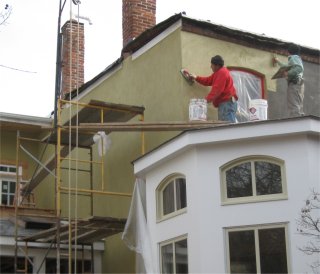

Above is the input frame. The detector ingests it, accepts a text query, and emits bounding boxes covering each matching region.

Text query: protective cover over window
[230,70,263,122]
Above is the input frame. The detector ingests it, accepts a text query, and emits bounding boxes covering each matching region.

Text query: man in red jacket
[189,55,238,123]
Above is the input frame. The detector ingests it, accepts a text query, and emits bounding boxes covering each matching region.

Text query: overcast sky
[1,0,319,117]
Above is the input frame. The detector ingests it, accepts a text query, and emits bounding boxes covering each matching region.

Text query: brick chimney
[122,0,156,47]
[61,20,85,98]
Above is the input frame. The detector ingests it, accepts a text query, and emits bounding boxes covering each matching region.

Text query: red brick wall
[61,20,85,98]
[122,0,156,47]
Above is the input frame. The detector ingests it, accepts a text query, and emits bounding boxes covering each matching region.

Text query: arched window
[220,156,287,204]
[229,67,266,122]
[157,174,187,221]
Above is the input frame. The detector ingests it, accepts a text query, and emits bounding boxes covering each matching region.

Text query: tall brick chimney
[61,20,85,98]
[122,0,156,47]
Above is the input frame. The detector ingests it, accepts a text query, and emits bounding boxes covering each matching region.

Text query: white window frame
[0,164,23,206]
[220,155,287,205]
[0,179,16,206]
[159,235,188,274]
[225,223,290,274]
[0,164,21,176]
[156,174,187,222]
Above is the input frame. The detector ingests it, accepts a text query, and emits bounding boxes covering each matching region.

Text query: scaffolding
[13,99,145,273]
[11,97,226,273]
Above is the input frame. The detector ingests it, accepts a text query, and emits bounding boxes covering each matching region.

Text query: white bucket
[249,99,268,121]
[189,99,207,121]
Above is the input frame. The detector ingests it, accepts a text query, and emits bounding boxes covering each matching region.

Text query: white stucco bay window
[159,236,188,274]
[156,174,187,221]
[225,224,289,273]
[220,156,287,204]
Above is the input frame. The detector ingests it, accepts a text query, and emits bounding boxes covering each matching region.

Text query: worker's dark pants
[287,80,304,117]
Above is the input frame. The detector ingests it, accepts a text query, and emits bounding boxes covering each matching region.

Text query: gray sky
[1,0,319,117]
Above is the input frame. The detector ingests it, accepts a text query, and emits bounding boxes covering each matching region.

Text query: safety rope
[67,1,73,272]
[74,3,81,271]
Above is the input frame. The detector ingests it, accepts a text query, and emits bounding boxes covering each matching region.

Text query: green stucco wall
[0,130,42,182]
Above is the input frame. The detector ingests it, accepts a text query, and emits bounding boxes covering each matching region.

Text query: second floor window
[220,156,287,204]
[1,180,16,206]
[229,68,266,122]
[157,175,187,220]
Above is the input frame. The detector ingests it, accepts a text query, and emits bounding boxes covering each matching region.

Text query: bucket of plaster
[189,99,207,121]
[249,99,268,121]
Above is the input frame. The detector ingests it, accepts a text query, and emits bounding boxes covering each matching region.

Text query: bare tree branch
[0,3,12,26]
[297,189,320,272]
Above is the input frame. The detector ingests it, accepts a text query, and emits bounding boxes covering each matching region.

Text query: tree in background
[297,189,320,273]
[0,3,12,26]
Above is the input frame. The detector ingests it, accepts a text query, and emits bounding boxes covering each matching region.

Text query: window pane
[259,228,288,273]
[9,195,15,205]
[161,243,173,274]
[226,162,253,198]
[9,167,16,173]
[2,181,8,193]
[175,239,188,273]
[175,178,187,210]
[229,230,257,273]
[163,182,175,215]
[0,256,33,273]
[1,194,8,205]
[9,182,16,193]
[0,166,8,172]
[255,162,282,195]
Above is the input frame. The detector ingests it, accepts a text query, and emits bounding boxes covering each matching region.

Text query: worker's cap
[211,55,224,66]
[288,43,300,55]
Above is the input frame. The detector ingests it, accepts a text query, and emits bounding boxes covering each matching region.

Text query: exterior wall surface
[0,130,41,181]
[136,118,319,273]
[268,61,320,119]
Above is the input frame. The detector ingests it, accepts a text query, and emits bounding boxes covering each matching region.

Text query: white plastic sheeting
[92,131,111,156]
[122,178,159,274]
[230,70,263,122]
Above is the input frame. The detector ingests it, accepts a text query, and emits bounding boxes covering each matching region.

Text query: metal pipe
[59,186,132,197]
[140,114,145,155]
[54,0,66,130]
[19,145,56,177]
[61,157,102,165]
[14,130,20,273]
[18,137,45,143]
[90,147,93,215]
[56,99,62,274]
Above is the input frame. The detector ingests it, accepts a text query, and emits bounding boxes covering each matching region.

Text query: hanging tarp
[122,178,159,274]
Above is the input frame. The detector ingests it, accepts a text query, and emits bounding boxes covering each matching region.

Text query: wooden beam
[69,121,227,132]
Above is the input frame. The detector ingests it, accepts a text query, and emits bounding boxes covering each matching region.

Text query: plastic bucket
[189,99,207,121]
[249,99,268,121]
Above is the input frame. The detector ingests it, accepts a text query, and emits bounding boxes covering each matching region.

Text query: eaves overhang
[0,112,52,132]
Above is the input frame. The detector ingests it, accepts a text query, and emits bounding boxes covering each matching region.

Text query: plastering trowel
[180,69,194,85]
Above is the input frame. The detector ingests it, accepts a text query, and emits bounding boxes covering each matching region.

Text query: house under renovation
[0,0,319,273]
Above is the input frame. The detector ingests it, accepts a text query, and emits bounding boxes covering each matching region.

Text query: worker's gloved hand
[189,73,196,80]
[183,70,196,80]
[181,69,196,84]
